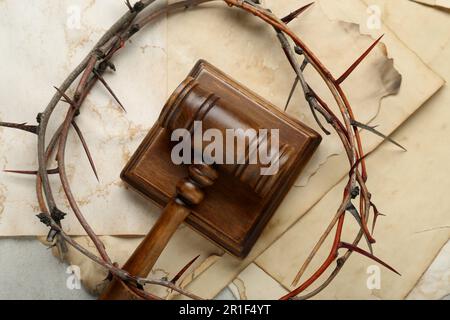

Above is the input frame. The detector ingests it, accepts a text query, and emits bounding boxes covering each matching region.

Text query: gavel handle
[123,200,190,277]
[99,200,190,300]
[99,163,218,300]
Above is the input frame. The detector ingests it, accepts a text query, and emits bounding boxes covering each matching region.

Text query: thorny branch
[0,0,403,299]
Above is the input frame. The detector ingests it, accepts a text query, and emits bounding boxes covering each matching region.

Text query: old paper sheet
[166,0,402,189]
[0,1,224,296]
[411,0,450,9]
[56,0,409,295]
[228,264,288,300]
[171,0,444,299]
[65,0,442,296]
[240,0,450,300]
[0,0,169,235]
[0,0,444,298]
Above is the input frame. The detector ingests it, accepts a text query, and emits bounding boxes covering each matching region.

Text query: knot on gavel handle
[176,163,218,206]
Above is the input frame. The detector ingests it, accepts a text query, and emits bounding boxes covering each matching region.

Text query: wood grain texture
[102,59,321,299]
[122,60,321,258]
[100,163,218,300]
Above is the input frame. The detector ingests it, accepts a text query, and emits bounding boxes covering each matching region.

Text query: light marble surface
[0,238,93,300]
[164,0,444,299]
[407,241,450,300]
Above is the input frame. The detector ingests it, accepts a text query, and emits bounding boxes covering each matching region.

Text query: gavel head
[122,60,321,257]
[159,76,295,198]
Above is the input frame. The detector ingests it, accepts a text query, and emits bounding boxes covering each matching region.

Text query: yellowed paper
[0,0,169,236]
[176,0,444,299]
[410,0,450,9]
[252,0,450,299]
[167,0,404,190]
[227,264,288,300]
[59,0,442,297]
[0,0,444,299]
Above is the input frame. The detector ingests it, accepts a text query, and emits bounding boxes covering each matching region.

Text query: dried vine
[1,0,402,299]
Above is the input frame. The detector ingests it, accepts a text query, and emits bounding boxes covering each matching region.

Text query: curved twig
[0,0,398,300]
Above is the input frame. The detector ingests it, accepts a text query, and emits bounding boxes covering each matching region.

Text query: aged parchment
[0,0,169,235]
[410,0,450,9]
[233,0,450,300]
[0,1,224,297]
[0,0,444,298]
[170,0,444,299]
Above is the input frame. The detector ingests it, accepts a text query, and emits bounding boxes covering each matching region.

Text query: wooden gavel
[100,61,321,299]
[99,162,218,300]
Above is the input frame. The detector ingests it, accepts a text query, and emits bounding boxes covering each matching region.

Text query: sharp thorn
[336,35,384,84]
[345,202,375,253]
[370,202,385,235]
[339,242,401,276]
[53,86,76,107]
[284,76,299,111]
[170,255,200,285]
[0,121,39,135]
[4,168,59,175]
[93,70,127,113]
[281,2,314,24]
[125,0,133,11]
[349,153,369,178]
[351,119,407,151]
[371,202,378,234]
[71,121,99,182]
